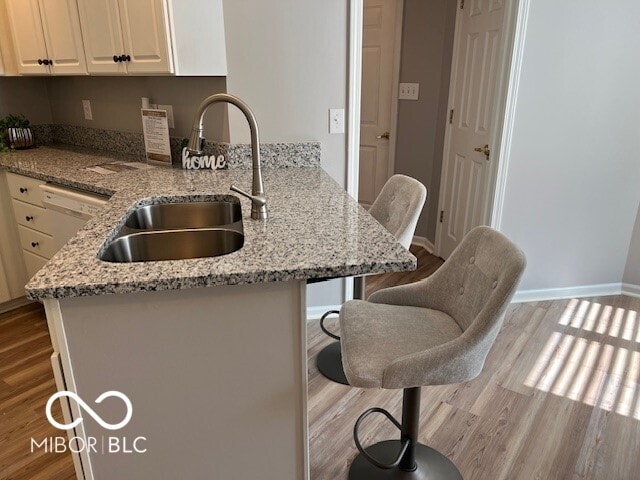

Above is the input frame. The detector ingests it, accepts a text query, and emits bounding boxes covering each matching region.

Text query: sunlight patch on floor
[525,299,640,419]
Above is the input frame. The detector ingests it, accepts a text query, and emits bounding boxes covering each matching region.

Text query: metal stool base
[316,341,349,385]
[349,441,463,480]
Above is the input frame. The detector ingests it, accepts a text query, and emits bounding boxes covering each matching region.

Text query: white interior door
[437,0,506,258]
[358,0,398,207]
[77,0,127,74]
[117,0,173,74]
[38,0,87,75]
[4,0,50,75]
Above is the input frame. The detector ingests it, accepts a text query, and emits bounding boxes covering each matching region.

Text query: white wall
[222,0,349,308]
[624,204,640,287]
[498,0,640,295]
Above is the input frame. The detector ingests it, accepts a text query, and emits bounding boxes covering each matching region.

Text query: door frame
[347,0,531,264]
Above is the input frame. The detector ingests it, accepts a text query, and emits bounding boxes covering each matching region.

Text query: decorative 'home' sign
[182,148,227,170]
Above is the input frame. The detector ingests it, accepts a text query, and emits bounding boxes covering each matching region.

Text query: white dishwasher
[40,184,109,250]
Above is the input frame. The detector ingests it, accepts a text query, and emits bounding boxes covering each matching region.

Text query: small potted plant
[0,114,34,151]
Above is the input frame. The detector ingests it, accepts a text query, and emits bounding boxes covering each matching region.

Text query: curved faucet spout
[187,93,267,220]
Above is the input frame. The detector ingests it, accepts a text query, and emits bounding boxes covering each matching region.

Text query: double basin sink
[100,199,244,263]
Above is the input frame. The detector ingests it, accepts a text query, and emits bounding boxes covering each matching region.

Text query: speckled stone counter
[0,145,415,300]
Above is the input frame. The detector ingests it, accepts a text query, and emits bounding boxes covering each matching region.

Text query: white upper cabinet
[5,0,86,75]
[5,0,49,75]
[77,0,226,76]
[79,0,173,74]
[118,0,173,74]
[76,0,126,73]
[38,0,88,75]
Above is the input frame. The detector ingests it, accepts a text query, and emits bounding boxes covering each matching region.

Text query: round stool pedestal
[349,441,462,480]
[316,341,349,385]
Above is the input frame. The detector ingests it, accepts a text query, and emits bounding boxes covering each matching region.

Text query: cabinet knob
[25,216,34,222]
[31,242,39,248]
[19,187,28,193]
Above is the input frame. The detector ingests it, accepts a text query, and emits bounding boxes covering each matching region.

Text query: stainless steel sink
[100,229,244,263]
[100,198,245,263]
[124,200,241,230]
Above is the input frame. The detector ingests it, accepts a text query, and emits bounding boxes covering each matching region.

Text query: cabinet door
[38,0,87,75]
[4,0,50,75]
[0,255,10,304]
[118,0,173,74]
[77,0,126,74]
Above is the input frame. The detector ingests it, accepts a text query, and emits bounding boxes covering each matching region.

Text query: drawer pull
[31,242,39,248]
[25,215,34,222]
[19,187,28,194]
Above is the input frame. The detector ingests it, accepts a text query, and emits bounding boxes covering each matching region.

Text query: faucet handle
[230,185,267,206]
[230,185,268,220]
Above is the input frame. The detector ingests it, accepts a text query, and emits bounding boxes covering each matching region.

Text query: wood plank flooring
[2,247,639,479]
[0,303,75,480]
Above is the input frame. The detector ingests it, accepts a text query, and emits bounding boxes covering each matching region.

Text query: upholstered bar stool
[317,174,427,384]
[339,226,526,479]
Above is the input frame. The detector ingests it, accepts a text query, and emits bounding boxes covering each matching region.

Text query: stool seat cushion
[340,300,463,388]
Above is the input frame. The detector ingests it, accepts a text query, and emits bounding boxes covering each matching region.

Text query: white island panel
[51,280,308,480]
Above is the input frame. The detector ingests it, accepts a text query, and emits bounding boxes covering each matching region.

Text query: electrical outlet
[158,104,175,128]
[329,109,345,134]
[399,83,420,100]
[82,99,93,120]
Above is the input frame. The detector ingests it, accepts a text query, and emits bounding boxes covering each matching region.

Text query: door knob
[474,144,490,160]
[377,131,391,140]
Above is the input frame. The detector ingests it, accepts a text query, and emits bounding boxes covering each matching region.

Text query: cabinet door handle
[31,242,39,248]
[113,55,120,63]
[19,187,28,193]
[25,216,34,222]
[38,59,43,65]
[123,54,131,62]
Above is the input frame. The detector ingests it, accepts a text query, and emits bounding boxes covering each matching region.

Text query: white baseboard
[512,283,623,303]
[622,283,640,299]
[306,305,342,321]
[412,235,434,254]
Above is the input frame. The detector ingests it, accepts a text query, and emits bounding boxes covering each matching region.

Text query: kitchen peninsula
[0,145,415,480]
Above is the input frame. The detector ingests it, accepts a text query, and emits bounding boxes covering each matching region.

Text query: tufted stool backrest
[368,175,427,250]
[424,226,526,332]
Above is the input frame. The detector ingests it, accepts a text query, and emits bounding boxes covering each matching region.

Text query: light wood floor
[2,247,640,479]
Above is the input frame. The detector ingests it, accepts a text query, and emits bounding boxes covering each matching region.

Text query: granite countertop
[0,145,416,301]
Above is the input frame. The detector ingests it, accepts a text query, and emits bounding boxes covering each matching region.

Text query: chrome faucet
[187,93,268,220]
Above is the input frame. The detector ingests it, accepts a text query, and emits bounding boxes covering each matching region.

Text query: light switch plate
[329,109,345,134]
[158,104,175,128]
[82,99,93,120]
[399,83,420,100]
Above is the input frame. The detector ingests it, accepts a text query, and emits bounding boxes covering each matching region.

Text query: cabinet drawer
[6,172,45,206]
[12,200,52,234]
[23,250,48,279]
[18,225,55,259]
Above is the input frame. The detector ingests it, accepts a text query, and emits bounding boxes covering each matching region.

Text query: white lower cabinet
[4,172,53,286]
[0,256,11,303]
